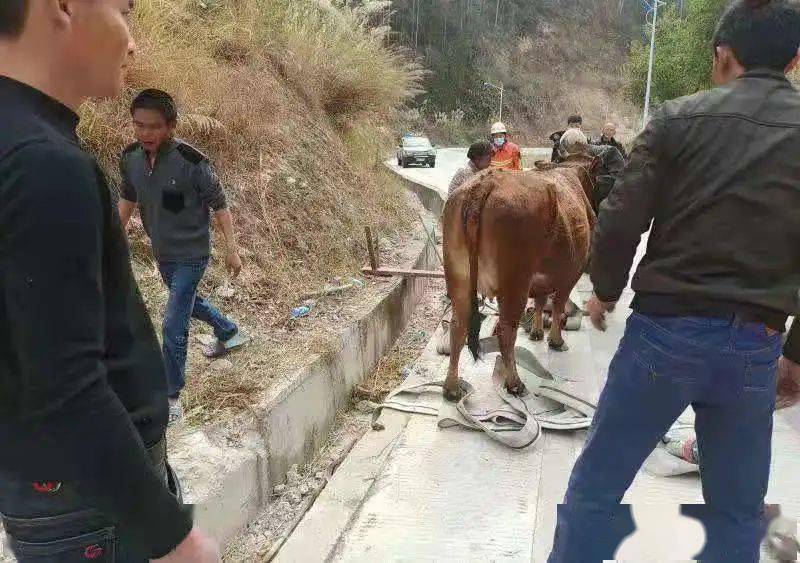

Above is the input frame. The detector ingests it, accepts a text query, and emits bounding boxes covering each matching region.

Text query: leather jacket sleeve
[591,112,665,302]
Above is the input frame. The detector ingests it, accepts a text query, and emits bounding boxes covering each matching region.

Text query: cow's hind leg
[443,284,470,402]
[497,293,528,396]
[530,293,547,342]
[548,290,570,352]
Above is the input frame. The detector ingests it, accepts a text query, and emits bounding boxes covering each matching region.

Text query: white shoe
[168,398,183,425]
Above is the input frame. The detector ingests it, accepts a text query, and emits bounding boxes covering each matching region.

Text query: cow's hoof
[506,381,528,397]
[443,384,465,402]
[548,339,569,352]
[530,328,545,341]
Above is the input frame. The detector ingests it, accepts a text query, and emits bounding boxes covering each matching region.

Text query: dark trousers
[158,258,237,398]
[548,312,781,563]
[0,437,181,562]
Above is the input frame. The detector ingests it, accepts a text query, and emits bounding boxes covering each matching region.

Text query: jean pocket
[10,527,115,562]
[744,358,778,392]
[632,331,707,385]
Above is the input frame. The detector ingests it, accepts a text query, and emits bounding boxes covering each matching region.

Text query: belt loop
[728,316,739,350]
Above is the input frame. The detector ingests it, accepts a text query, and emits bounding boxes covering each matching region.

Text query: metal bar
[365,226,378,271]
[416,211,444,268]
[362,267,446,279]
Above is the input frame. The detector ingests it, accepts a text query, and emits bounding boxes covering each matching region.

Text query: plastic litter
[291,306,311,319]
[663,435,699,464]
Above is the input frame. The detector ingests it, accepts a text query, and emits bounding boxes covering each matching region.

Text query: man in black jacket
[549,2,800,562]
[0,1,218,561]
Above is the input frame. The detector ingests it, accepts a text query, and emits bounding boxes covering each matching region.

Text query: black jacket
[587,144,625,212]
[0,76,192,557]
[593,135,627,159]
[591,70,800,361]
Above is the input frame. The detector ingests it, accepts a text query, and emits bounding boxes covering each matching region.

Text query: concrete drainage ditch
[167,177,445,549]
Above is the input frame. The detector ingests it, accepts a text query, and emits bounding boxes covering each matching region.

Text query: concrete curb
[394,173,444,217]
[168,177,447,548]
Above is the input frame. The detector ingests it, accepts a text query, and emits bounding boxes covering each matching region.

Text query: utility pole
[495,0,501,27]
[642,0,661,129]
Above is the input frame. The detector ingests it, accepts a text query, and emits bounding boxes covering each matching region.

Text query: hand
[587,293,616,332]
[225,249,243,278]
[776,356,800,410]
[152,526,220,563]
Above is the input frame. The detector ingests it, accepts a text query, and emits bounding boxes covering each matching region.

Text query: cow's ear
[534,161,557,171]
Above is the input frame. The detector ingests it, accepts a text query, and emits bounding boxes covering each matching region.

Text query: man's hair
[130,89,178,124]
[467,140,493,161]
[713,0,800,71]
[560,128,589,155]
[567,114,583,125]
[0,0,28,38]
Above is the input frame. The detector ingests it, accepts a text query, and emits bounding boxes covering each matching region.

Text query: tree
[625,0,727,107]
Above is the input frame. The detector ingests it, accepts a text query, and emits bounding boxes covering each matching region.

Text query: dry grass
[76,0,422,420]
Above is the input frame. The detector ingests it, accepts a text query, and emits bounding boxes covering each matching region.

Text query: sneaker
[168,398,183,425]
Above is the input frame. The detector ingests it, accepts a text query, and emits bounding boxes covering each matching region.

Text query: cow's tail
[463,179,497,360]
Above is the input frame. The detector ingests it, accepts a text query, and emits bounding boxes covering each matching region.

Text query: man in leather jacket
[549,2,800,562]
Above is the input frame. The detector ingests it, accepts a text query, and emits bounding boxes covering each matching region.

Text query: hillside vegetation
[75,0,422,419]
[79,0,420,314]
[391,0,641,143]
[625,0,726,106]
[625,0,800,110]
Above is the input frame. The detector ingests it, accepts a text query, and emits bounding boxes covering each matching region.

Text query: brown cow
[441,154,598,401]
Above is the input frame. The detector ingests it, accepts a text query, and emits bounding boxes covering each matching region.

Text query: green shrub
[625,0,728,106]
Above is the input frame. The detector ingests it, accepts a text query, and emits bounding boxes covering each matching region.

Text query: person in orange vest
[489,122,522,170]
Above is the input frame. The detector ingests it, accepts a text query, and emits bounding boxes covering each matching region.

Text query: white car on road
[396,135,437,168]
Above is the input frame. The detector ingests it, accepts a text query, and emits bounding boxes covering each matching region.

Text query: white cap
[560,128,589,155]
[490,122,507,135]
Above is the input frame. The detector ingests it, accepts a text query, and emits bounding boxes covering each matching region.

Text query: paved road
[278,157,800,562]
[386,147,552,200]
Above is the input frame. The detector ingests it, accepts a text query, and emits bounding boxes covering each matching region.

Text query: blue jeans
[548,312,781,563]
[158,259,237,398]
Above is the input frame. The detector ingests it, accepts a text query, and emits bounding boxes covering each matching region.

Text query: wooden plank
[361,266,445,279]
[365,226,378,271]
